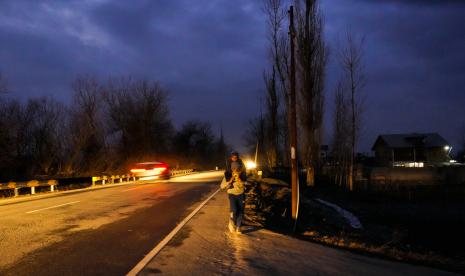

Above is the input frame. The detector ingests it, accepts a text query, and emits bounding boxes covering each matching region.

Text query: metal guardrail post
[48,180,58,192]
[28,180,39,195]
[7,182,17,197]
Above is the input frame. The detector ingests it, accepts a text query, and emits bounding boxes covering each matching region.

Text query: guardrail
[92,174,136,186]
[0,179,58,196]
[170,169,195,177]
[0,169,197,199]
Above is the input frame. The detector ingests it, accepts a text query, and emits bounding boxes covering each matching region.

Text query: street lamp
[245,160,257,170]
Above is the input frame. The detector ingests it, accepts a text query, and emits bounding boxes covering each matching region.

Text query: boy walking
[221,151,247,234]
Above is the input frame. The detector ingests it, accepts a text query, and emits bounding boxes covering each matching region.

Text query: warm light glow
[153,167,167,174]
[409,162,424,168]
[444,145,451,151]
[168,171,224,183]
[139,176,160,181]
[394,162,424,168]
[245,160,257,170]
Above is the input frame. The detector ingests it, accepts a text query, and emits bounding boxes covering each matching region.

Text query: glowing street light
[245,160,257,170]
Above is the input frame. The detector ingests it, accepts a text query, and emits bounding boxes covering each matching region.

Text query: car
[130,161,171,179]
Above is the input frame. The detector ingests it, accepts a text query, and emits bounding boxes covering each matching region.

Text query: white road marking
[122,186,148,192]
[126,187,221,276]
[25,201,81,214]
[122,180,170,192]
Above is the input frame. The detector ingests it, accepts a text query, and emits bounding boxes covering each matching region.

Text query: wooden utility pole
[288,6,298,220]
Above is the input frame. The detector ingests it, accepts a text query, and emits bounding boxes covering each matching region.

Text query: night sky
[1,0,464,154]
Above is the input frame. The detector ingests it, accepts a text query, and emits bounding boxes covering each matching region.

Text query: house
[372,133,451,167]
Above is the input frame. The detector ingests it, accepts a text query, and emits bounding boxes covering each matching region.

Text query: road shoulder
[140,190,457,276]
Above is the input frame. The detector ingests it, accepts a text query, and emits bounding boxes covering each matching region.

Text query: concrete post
[31,186,35,195]
[14,188,19,197]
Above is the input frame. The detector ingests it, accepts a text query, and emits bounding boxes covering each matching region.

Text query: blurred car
[130,162,171,179]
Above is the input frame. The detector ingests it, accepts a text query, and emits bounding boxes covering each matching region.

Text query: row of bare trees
[247,0,326,185]
[247,0,366,190]
[331,34,365,190]
[0,75,228,180]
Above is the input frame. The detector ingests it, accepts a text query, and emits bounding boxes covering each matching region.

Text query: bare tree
[339,32,365,190]
[173,120,217,169]
[331,81,351,188]
[243,114,266,166]
[0,97,65,178]
[0,99,23,178]
[295,0,327,186]
[263,68,279,168]
[102,77,173,161]
[264,0,290,166]
[64,75,106,175]
[264,0,289,105]
[27,98,66,176]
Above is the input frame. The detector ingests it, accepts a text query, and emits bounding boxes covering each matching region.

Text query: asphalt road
[0,171,223,276]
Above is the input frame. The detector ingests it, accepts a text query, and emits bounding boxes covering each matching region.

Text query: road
[0,171,223,276]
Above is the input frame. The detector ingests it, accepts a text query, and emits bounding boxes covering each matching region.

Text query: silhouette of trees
[0,97,65,178]
[0,74,226,179]
[173,120,226,169]
[257,0,327,180]
[338,32,365,191]
[102,77,173,160]
[64,75,106,175]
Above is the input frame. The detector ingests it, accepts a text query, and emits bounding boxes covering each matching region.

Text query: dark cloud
[0,0,464,154]
[359,0,465,5]
[0,0,267,152]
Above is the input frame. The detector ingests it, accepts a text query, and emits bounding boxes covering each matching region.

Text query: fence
[350,165,465,200]
[365,166,465,190]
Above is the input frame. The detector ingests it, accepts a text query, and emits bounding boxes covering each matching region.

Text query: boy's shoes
[228,220,235,233]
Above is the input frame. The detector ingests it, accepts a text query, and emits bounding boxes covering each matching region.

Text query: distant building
[371,133,451,167]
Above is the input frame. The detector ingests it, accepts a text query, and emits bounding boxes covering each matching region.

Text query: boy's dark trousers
[228,193,245,227]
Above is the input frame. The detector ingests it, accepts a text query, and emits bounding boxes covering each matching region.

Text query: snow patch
[315,199,363,229]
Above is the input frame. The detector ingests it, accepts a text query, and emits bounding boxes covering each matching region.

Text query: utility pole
[288,6,298,221]
[254,142,259,164]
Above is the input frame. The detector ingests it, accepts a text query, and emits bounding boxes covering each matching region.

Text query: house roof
[372,133,449,150]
